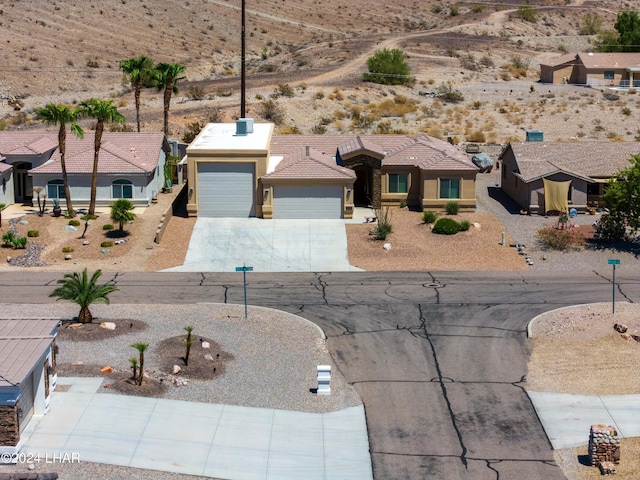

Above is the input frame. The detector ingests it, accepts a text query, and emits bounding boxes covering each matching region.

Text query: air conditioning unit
[235,118,254,135]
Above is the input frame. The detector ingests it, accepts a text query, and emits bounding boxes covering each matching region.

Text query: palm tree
[49,268,118,323]
[131,342,149,386]
[152,62,186,138]
[35,103,84,217]
[119,55,152,132]
[76,99,125,215]
[110,198,136,233]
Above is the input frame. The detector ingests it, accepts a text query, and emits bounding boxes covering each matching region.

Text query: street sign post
[235,265,253,318]
[608,259,620,314]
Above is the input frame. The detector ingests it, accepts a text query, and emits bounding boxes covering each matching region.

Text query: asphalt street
[1,270,639,479]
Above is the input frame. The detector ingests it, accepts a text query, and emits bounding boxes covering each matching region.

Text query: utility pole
[240,0,246,118]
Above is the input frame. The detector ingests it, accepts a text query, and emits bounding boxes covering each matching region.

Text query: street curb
[527,302,608,338]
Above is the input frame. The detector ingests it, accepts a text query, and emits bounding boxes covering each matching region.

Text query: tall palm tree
[49,268,118,323]
[35,104,84,217]
[153,62,186,138]
[131,342,149,386]
[76,99,125,215]
[119,55,152,132]
[110,198,136,232]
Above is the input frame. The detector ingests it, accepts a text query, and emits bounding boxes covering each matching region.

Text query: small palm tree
[131,342,149,386]
[183,326,194,366]
[152,62,186,138]
[110,199,136,232]
[35,103,84,217]
[119,55,152,132]
[128,357,139,381]
[76,99,125,215]
[49,268,118,323]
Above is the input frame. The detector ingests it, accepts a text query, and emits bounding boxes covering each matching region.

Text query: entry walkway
[22,377,372,480]
[167,218,363,273]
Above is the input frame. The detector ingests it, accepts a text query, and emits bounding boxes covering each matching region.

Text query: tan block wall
[0,405,20,447]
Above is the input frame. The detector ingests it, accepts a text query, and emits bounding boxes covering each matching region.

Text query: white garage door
[197,163,255,217]
[274,185,343,219]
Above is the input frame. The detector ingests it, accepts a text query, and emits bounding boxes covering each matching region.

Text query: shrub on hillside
[432,218,460,235]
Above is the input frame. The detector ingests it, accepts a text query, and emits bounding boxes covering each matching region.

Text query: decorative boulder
[471,153,494,173]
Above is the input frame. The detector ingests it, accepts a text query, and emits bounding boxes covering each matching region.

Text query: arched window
[47,179,65,199]
[112,179,133,199]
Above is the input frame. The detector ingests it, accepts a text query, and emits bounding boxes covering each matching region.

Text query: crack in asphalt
[417,303,468,468]
[315,273,329,305]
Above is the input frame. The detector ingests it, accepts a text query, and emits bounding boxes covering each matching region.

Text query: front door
[353,166,372,207]
[13,162,33,204]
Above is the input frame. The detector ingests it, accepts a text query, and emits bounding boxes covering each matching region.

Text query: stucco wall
[529,173,589,214]
[381,166,420,208]
[420,171,476,212]
[499,149,531,211]
[0,171,14,205]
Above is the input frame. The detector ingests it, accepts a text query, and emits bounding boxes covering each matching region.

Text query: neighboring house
[0,319,59,455]
[186,120,478,219]
[0,132,168,208]
[540,52,640,87]
[499,141,639,214]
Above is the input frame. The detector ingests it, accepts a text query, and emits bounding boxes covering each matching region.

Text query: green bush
[62,246,74,253]
[516,5,538,23]
[370,207,393,240]
[103,224,115,231]
[445,201,460,215]
[82,214,99,221]
[363,48,411,86]
[436,82,464,103]
[432,218,460,235]
[27,230,39,237]
[12,236,27,249]
[593,213,627,242]
[2,231,16,247]
[422,210,438,224]
[458,220,471,231]
[68,219,81,227]
[101,241,114,248]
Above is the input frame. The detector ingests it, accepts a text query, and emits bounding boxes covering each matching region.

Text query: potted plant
[52,199,62,217]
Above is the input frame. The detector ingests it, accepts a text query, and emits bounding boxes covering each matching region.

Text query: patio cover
[543,178,571,213]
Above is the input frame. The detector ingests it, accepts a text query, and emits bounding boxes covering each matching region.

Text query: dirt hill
[1,0,639,144]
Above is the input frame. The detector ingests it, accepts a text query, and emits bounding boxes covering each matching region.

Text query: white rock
[82,240,90,245]
[173,365,181,374]
[383,243,391,250]
[201,341,210,349]
[6,256,12,262]
[473,222,481,229]
[65,254,72,260]
[204,354,214,361]
[65,225,77,231]
[100,322,116,330]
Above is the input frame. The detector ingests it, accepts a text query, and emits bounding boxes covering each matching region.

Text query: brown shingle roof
[264,147,356,180]
[0,319,58,387]
[506,142,640,182]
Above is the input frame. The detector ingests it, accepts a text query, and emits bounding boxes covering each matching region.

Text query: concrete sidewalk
[21,377,373,480]
[527,391,640,450]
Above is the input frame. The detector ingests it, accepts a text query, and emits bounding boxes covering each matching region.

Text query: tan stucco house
[186,120,479,218]
[540,52,640,87]
[499,141,639,214]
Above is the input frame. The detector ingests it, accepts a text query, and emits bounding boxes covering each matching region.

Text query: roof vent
[235,118,254,136]
[305,146,310,156]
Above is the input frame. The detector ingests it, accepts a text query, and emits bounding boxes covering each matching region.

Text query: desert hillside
[2,0,640,143]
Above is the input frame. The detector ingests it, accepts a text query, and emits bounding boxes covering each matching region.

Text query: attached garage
[197,162,255,217]
[273,185,343,219]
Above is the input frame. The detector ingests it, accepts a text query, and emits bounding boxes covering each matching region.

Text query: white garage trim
[197,163,255,217]
[274,185,343,219]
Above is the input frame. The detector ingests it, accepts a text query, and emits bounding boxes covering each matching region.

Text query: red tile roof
[264,147,356,180]
[0,132,165,175]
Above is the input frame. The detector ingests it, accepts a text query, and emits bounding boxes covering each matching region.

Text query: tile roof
[0,319,58,387]
[578,52,640,69]
[0,162,11,173]
[263,147,356,180]
[540,53,579,68]
[505,142,640,182]
[0,132,165,175]
[270,134,475,171]
[337,136,385,160]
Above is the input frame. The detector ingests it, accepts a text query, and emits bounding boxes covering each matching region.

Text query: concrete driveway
[167,218,363,273]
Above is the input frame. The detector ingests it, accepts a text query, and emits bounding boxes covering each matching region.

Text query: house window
[388,173,408,193]
[604,71,615,80]
[439,179,460,199]
[112,179,133,199]
[47,179,65,199]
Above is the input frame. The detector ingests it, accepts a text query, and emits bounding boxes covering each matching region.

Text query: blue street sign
[607,259,620,265]
[235,266,254,272]
[236,265,253,318]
